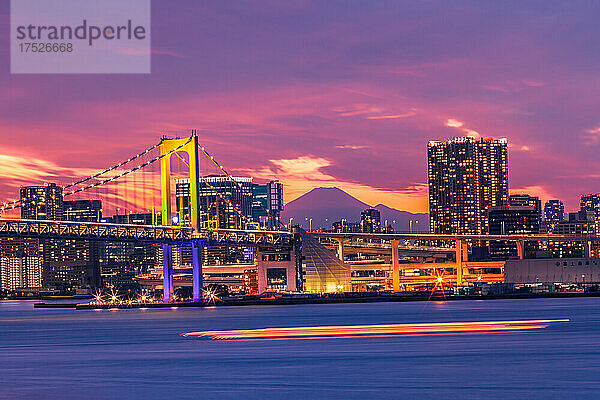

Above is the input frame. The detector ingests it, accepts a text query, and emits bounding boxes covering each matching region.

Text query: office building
[20,183,63,220]
[360,208,381,233]
[509,194,542,218]
[64,200,102,222]
[543,211,596,258]
[42,237,100,291]
[428,137,508,234]
[177,176,253,229]
[487,205,539,259]
[544,200,565,225]
[252,181,284,230]
[109,212,157,225]
[580,194,600,220]
[45,199,105,292]
[0,238,42,291]
[101,212,160,289]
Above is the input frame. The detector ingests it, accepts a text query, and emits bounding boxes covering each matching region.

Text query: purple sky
[2,1,600,213]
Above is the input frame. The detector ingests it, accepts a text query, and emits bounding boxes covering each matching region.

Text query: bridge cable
[1,141,163,213]
[197,143,286,229]
[172,151,254,229]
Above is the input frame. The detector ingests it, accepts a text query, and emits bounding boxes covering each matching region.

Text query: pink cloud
[365,111,416,119]
[510,185,558,206]
[336,145,369,150]
[445,118,481,139]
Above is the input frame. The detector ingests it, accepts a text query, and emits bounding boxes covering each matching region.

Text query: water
[1,298,599,399]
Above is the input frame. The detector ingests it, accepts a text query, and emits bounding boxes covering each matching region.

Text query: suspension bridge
[0,131,294,303]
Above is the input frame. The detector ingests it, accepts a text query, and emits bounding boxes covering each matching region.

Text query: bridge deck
[0,219,293,245]
[0,218,191,242]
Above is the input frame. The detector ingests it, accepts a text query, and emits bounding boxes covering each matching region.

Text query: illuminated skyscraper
[428,137,508,234]
[0,238,42,290]
[16,184,63,291]
[544,200,565,225]
[20,183,63,220]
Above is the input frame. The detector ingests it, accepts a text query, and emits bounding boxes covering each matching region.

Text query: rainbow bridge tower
[159,132,204,302]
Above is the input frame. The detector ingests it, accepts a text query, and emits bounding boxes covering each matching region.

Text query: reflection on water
[0,298,598,399]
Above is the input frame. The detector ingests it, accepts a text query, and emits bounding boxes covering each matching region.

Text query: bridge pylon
[160,132,200,232]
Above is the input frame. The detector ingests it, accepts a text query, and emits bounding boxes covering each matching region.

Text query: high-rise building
[18,184,63,291]
[101,212,160,290]
[20,183,63,220]
[177,175,253,229]
[0,238,42,291]
[544,200,565,225]
[41,237,100,292]
[580,194,600,220]
[64,200,102,222]
[360,208,381,233]
[428,137,508,234]
[487,205,539,259]
[252,181,284,230]
[45,199,105,292]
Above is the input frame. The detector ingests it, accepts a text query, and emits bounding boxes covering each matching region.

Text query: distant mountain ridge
[281,187,429,232]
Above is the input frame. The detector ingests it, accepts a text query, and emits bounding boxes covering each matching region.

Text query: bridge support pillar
[456,239,463,287]
[516,240,525,260]
[391,239,400,292]
[585,241,592,258]
[162,244,173,303]
[192,240,204,302]
[335,238,346,262]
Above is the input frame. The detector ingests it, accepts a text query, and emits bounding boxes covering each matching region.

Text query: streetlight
[289,217,293,227]
[309,218,313,231]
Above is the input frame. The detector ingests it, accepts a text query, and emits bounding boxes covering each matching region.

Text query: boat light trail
[181,319,569,340]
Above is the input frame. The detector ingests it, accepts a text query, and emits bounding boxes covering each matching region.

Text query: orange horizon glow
[181,319,569,340]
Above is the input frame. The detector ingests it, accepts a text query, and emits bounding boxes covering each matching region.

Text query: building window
[266,268,287,288]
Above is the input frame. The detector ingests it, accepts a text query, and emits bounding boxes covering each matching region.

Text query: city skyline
[2,1,600,213]
[4,4,600,399]
[2,132,599,218]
